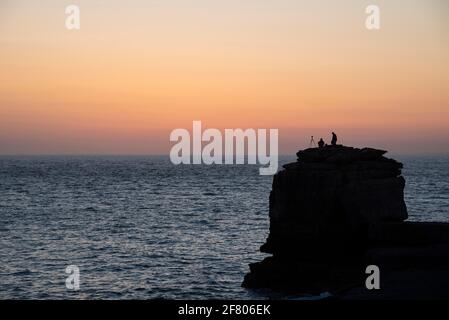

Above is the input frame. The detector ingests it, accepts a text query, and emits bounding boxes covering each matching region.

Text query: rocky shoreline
[243,145,449,299]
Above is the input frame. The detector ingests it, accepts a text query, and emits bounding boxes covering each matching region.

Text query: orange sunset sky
[1,0,448,155]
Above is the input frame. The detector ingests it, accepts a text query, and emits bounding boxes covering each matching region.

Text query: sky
[1,0,448,155]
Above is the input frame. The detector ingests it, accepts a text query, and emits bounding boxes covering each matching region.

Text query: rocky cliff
[243,145,449,298]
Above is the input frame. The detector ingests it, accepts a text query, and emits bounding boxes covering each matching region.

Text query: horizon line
[1,152,449,157]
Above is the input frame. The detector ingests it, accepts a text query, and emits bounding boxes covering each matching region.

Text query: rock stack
[243,145,449,298]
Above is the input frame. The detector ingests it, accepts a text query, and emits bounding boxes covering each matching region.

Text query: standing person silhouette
[331,132,337,146]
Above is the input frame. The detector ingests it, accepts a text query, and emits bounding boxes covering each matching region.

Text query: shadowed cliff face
[243,146,449,298]
[264,145,407,257]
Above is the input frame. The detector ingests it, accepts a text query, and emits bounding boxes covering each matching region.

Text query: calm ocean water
[0,155,448,299]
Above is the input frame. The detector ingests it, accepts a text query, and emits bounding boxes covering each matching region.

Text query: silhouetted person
[318,138,325,148]
[331,132,337,146]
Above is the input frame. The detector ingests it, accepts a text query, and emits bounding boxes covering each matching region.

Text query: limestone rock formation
[243,145,449,298]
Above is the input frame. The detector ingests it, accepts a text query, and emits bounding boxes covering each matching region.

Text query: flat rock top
[295,145,399,165]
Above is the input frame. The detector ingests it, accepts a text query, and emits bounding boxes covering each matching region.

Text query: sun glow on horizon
[1,0,448,155]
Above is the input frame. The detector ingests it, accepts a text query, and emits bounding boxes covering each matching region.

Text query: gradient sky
[1,0,448,155]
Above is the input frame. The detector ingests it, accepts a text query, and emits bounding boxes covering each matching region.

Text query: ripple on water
[0,155,448,299]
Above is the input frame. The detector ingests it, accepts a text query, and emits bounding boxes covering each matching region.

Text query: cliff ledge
[243,145,449,298]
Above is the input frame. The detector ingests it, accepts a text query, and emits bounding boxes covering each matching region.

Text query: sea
[0,155,448,299]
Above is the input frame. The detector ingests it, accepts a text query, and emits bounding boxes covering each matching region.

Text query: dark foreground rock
[242,145,449,299]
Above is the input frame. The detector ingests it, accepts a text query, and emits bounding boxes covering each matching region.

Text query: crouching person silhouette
[318,138,325,148]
